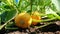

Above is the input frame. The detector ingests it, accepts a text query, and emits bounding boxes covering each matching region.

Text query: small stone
[14,31,22,34]
[48,32,54,34]
[26,29,29,33]
[29,28,36,32]
[55,31,59,34]
[8,32,14,34]
[38,32,44,34]
[55,21,60,25]
[21,32,26,34]
[36,29,40,33]
[40,23,44,25]
[30,32,37,34]
[43,32,48,34]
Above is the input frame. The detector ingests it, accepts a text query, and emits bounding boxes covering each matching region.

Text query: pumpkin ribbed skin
[15,13,32,28]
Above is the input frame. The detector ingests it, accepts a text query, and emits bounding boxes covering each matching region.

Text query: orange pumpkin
[31,11,41,25]
[15,12,32,28]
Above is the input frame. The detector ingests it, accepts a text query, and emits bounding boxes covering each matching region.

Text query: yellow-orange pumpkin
[31,11,41,25]
[15,12,32,28]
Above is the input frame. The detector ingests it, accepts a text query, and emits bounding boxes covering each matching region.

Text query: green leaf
[0,9,18,30]
[44,0,51,6]
[5,10,17,22]
[0,0,6,3]
[1,11,8,23]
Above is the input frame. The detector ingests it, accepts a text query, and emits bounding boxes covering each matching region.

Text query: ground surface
[0,21,60,34]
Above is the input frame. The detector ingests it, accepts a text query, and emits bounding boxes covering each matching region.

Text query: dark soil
[0,21,60,34]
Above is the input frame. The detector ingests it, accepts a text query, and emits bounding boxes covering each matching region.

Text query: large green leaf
[5,10,17,22]
[0,9,18,30]
[1,11,8,23]
[1,9,17,23]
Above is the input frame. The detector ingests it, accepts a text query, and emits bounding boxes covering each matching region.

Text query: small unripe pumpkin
[15,12,32,28]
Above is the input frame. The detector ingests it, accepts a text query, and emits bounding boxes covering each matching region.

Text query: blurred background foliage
[0,0,58,14]
[0,0,60,26]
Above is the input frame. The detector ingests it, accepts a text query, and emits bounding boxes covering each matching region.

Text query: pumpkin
[31,11,41,25]
[15,12,32,28]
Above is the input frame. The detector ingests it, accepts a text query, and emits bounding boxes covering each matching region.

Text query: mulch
[0,21,60,34]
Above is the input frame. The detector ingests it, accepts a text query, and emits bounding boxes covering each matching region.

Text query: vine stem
[32,17,57,28]
[5,27,18,30]
[30,0,32,15]
[32,17,57,23]
[35,22,54,28]
[53,13,60,20]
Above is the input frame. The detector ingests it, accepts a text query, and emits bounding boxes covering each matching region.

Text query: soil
[0,21,60,34]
